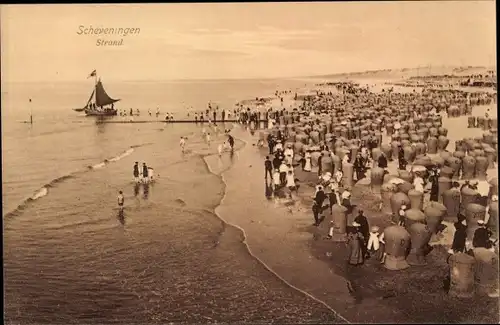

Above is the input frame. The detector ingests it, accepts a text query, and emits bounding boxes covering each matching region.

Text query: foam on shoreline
[202,125,357,323]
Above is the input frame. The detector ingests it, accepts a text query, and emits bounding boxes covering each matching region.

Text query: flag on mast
[87,70,97,78]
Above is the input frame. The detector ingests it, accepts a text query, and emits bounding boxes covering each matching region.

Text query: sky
[0,1,496,82]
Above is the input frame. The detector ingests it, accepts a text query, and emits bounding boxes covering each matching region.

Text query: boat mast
[29,98,33,124]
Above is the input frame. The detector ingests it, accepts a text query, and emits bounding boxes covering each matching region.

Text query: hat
[370,226,380,233]
[352,221,361,227]
[401,205,407,209]
[477,219,485,225]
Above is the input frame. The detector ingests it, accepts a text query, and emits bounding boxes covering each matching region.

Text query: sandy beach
[202,83,498,323]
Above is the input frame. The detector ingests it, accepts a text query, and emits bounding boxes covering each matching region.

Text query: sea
[2,79,342,324]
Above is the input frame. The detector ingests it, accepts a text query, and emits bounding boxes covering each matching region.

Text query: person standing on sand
[429,168,439,202]
[367,226,382,257]
[347,224,365,266]
[206,133,211,147]
[449,219,467,254]
[312,185,327,226]
[279,161,288,186]
[304,150,312,172]
[354,210,370,258]
[353,152,365,181]
[285,170,296,198]
[117,191,124,210]
[272,168,281,193]
[378,153,388,170]
[264,156,273,180]
[267,134,275,154]
[227,134,235,151]
[398,145,407,171]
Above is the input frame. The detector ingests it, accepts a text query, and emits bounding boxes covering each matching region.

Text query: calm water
[2,79,341,324]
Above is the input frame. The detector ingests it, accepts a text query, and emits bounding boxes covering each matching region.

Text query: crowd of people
[251,82,498,270]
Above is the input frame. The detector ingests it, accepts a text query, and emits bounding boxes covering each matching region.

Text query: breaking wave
[4,145,142,219]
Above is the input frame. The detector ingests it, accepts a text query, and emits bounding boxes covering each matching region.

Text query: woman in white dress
[268,118,275,130]
[413,176,425,193]
[284,145,294,165]
[304,150,312,172]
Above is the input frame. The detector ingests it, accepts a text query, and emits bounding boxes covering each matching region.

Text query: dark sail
[95,79,120,107]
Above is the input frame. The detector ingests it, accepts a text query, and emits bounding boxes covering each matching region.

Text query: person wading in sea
[142,163,149,184]
[133,162,140,183]
[117,190,125,211]
[179,137,186,153]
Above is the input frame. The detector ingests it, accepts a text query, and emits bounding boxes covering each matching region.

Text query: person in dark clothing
[312,186,327,226]
[354,210,370,257]
[227,134,235,150]
[353,153,365,181]
[398,146,407,170]
[221,110,226,122]
[275,149,285,162]
[272,156,281,170]
[367,136,377,157]
[133,162,140,183]
[378,153,388,169]
[267,135,275,154]
[318,153,324,176]
[449,219,467,254]
[429,170,439,202]
[264,156,273,180]
[142,163,149,183]
[213,110,217,122]
[473,220,493,248]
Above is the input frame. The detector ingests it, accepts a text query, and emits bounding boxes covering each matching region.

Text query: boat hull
[85,108,118,116]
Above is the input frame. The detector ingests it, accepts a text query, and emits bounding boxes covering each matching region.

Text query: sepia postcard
[1,2,498,324]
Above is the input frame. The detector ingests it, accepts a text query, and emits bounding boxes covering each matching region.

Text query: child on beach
[272,169,281,192]
[117,191,124,210]
[180,137,186,153]
[206,133,211,147]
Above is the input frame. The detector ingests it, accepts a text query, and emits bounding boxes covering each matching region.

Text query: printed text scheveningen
[77,25,141,46]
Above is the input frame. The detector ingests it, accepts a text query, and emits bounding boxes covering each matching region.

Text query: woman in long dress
[448,219,467,254]
[304,150,312,172]
[347,224,365,266]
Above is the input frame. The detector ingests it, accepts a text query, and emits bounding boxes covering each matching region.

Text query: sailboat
[75,75,120,116]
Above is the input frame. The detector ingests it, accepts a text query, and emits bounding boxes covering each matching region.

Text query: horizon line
[4,64,496,84]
